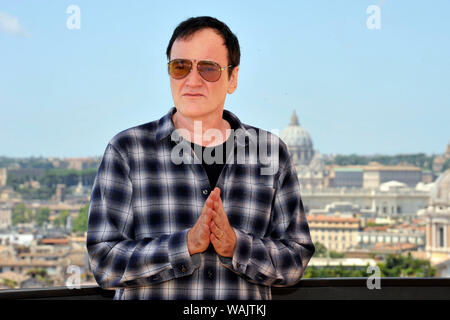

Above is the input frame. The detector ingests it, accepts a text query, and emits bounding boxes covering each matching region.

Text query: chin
[176,101,214,118]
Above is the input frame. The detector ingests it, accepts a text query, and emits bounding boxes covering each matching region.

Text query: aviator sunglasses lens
[197,61,221,82]
[168,59,191,79]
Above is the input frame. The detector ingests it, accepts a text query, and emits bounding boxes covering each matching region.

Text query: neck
[172,109,231,147]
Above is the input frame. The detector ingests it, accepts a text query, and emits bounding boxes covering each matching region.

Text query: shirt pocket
[225,183,276,238]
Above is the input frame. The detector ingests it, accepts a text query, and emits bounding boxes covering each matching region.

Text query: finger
[211,188,226,218]
[212,200,229,229]
[205,197,214,210]
[203,208,213,225]
[209,220,221,238]
[213,200,220,212]
[211,187,220,201]
[210,232,219,247]
[202,223,210,236]
[201,196,214,218]
[211,209,226,229]
[200,199,210,218]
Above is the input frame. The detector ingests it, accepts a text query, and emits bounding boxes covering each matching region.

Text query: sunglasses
[167,59,233,82]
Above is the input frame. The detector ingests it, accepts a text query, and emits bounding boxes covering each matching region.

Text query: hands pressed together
[187,187,236,258]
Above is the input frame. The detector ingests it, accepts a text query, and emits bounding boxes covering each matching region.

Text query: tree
[73,203,89,234]
[26,268,47,279]
[327,153,435,170]
[54,210,70,227]
[26,268,50,283]
[443,159,450,172]
[329,250,345,258]
[35,207,50,227]
[303,265,368,278]
[12,203,33,225]
[1,278,18,289]
[378,253,436,277]
[303,253,436,278]
[313,242,328,257]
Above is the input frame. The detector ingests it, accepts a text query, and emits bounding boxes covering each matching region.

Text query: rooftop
[307,215,360,223]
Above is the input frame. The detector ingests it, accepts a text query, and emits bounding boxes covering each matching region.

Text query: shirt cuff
[219,227,252,274]
[168,229,201,278]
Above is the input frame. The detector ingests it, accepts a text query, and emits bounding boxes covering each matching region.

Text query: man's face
[169,28,239,119]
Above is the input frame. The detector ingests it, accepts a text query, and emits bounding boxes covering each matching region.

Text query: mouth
[183,93,204,97]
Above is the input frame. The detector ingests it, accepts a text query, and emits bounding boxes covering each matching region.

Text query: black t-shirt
[190,115,238,189]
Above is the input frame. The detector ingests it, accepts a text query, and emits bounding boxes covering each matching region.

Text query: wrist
[187,229,195,255]
[187,228,201,255]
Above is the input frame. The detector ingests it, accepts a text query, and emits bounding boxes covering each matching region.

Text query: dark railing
[0,278,449,300]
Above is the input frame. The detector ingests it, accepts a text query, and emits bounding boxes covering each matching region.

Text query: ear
[227,66,239,94]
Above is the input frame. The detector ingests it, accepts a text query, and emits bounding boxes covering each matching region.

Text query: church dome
[280,111,313,149]
[430,169,450,207]
[280,110,314,166]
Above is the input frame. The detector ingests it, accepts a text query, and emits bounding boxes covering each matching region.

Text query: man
[87,16,315,300]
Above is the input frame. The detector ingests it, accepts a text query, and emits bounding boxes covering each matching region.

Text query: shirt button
[202,189,209,196]
[181,265,187,273]
[208,270,214,279]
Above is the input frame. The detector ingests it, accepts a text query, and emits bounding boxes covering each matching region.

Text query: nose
[184,63,204,87]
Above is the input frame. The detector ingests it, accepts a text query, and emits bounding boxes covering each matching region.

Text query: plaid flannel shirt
[87,107,315,300]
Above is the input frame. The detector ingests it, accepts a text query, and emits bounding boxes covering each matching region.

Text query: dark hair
[166,16,240,78]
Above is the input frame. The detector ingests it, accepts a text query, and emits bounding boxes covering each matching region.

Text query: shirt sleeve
[86,143,200,289]
[219,153,315,287]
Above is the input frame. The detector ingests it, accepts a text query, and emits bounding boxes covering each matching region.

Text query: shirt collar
[155,107,256,147]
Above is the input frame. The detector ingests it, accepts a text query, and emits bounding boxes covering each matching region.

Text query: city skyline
[0,139,448,159]
[1,1,449,158]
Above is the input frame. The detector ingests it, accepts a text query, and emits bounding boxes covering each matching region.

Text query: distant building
[280,111,328,190]
[0,205,12,229]
[0,271,28,289]
[50,158,99,170]
[0,258,60,279]
[19,276,49,289]
[0,168,6,187]
[327,163,422,190]
[309,201,372,217]
[55,184,66,203]
[432,156,446,175]
[369,242,420,255]
[280,111,314,166]
[38,237,70,246]
[422,171,434,184]
[64,179,91,204]
[446,142,450,160]
[358,223,426,249]
[435,259,450,277]
[362,164,422,189]
[0,186,19,202]
[308,257,377,268]
[302,185,429,217]
[307,215,362,252]
[0,233,34,246]
[331,168,363,188]
[420,169,450,266]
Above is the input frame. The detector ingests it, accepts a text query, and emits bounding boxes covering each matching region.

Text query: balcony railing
[0,277,449,300]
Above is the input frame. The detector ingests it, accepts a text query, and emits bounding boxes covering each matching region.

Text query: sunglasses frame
[168,59,233,82]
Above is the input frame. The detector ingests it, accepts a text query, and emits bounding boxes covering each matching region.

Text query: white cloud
[0,11,30,37]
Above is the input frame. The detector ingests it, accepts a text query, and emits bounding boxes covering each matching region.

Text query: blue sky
[1,0,449,158]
